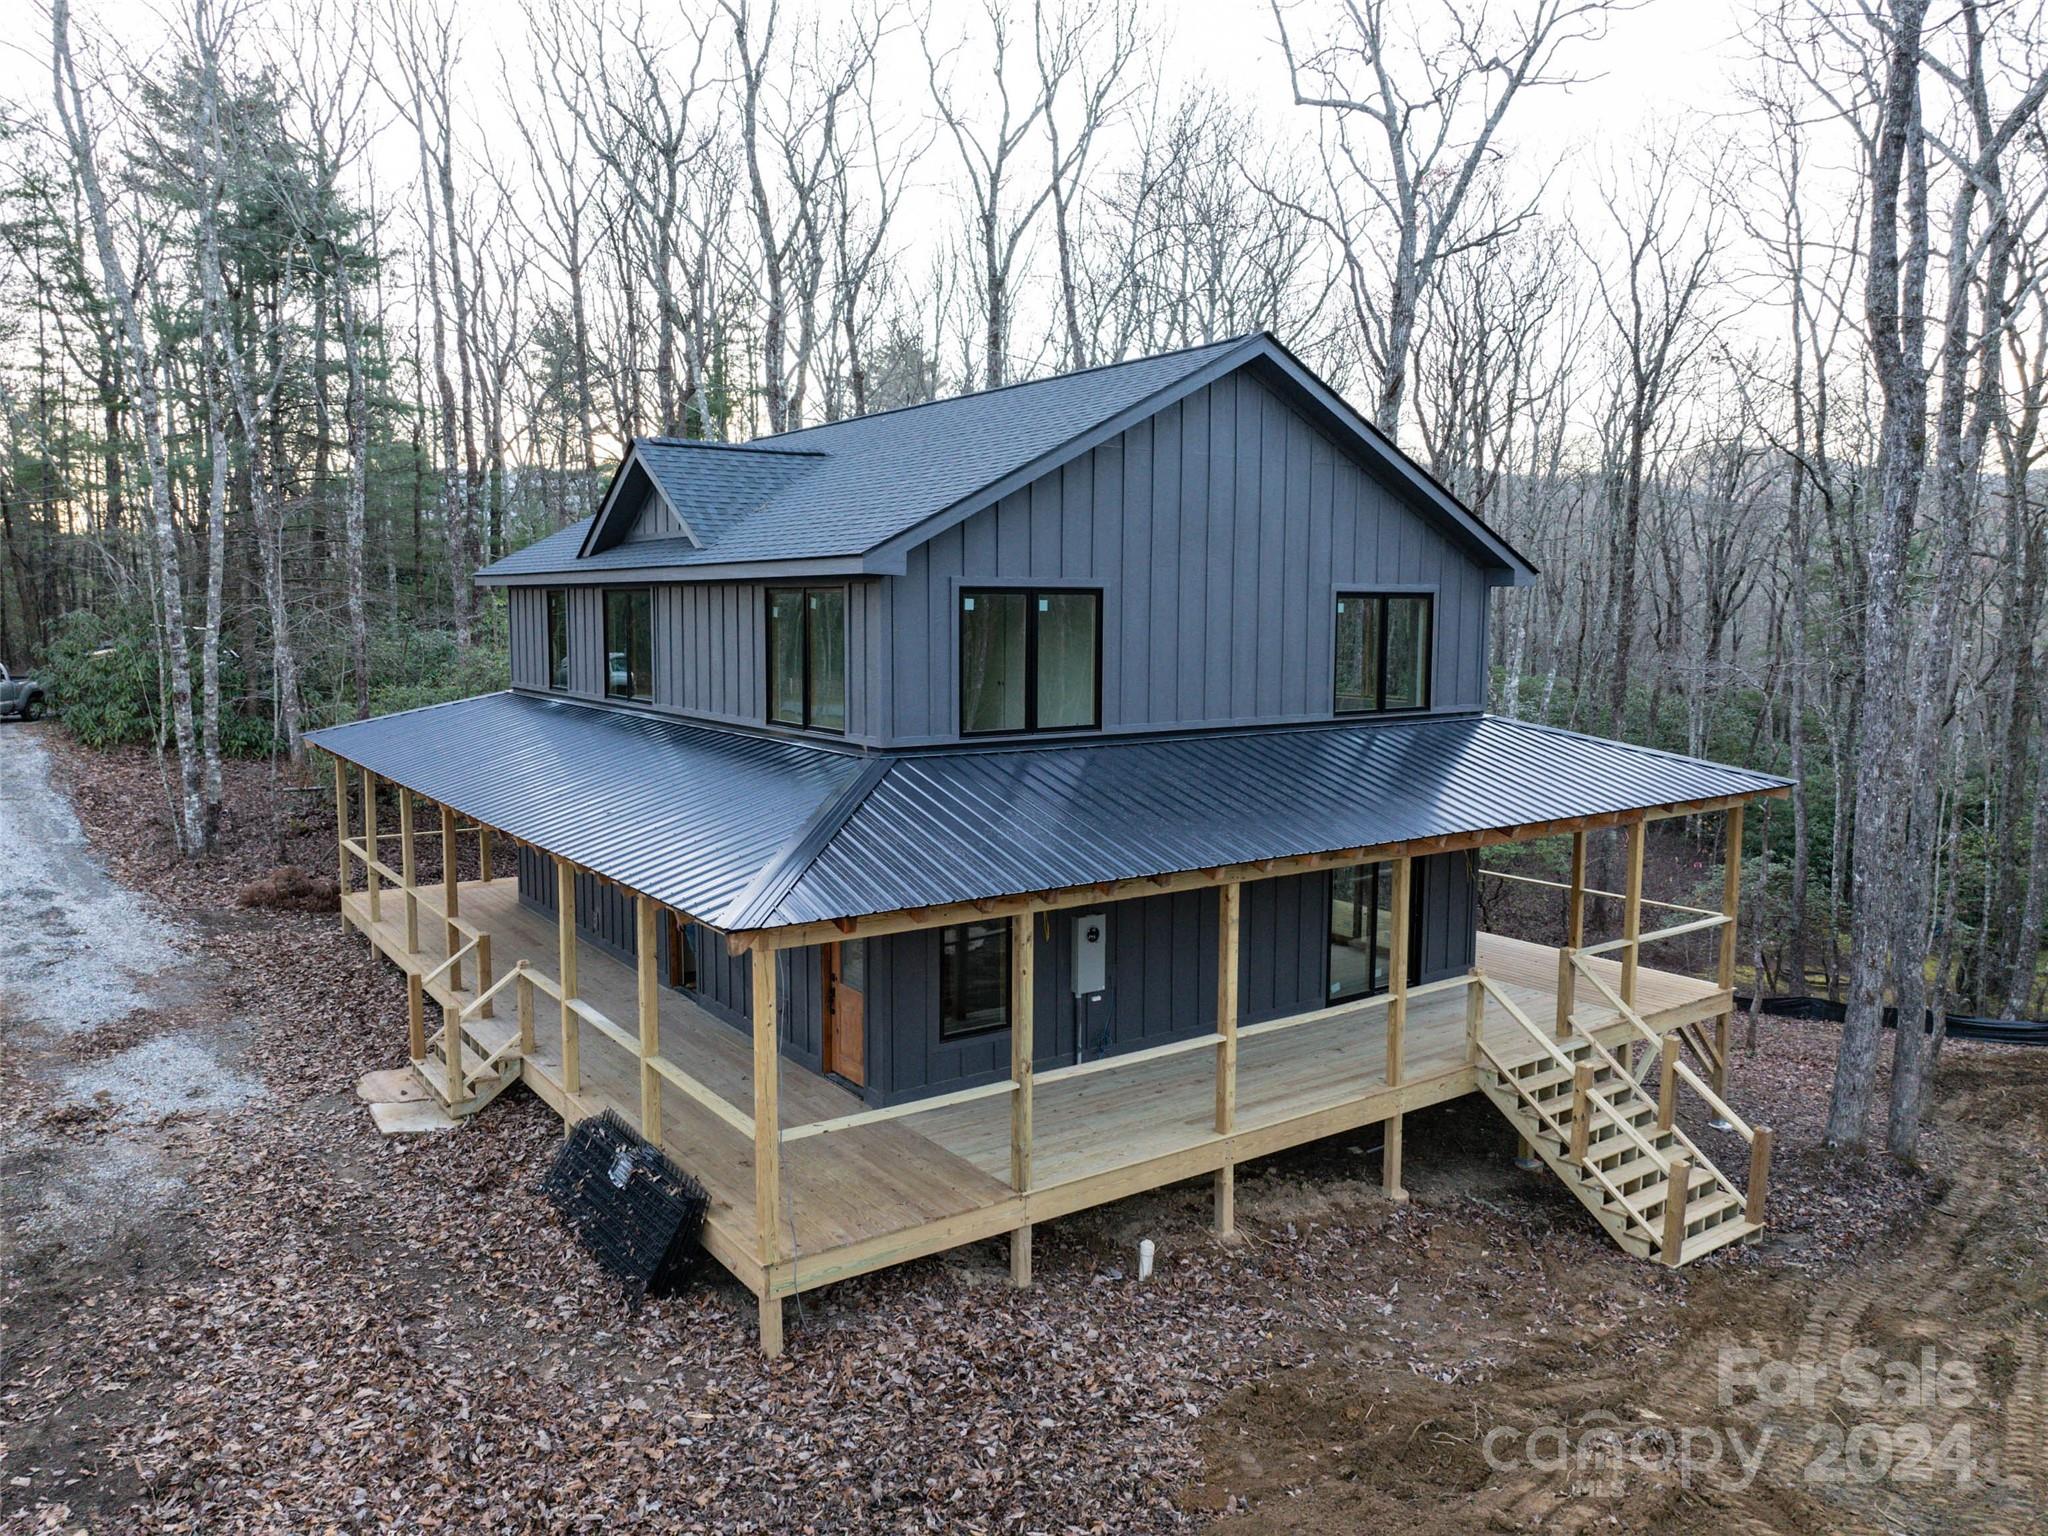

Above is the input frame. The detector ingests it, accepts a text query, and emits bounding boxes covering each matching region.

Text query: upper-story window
[960,587,1100,735]
[604,587,653,702]
[767,586,847,733]
[545,590,570,692]
[1334,592,1431,715]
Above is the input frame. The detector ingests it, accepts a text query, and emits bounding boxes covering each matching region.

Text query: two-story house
[310,333,1789,1355]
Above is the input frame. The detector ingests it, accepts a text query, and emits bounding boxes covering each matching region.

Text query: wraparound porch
[336,863,1736,1341]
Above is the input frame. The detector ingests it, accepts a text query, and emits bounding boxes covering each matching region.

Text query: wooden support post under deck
[1714,804,1745,1096]
[1554,945,1575,1040]
[440,804,462,990]
[1214,881,1242,1239]
[555,856,580,1096]
[1566,830,1588,948]
[399,788,420,954]
[332,757,349,930]
[1620,818,1646,1009]
[1009,911,1035,1286]
[751,953,785,1357]
[637,897,661,1142]
[362,771,381,922]
[1662,1156,1693,1265]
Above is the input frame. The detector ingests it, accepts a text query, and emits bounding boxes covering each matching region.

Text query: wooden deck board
[340,880,1726,1303]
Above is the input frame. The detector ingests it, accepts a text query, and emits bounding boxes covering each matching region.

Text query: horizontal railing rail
[1477,867,1721,920]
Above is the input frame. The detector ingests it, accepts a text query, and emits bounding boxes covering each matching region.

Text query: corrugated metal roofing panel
[306,692,869,923]
[752,716,1790,929]
[312,695,1788,933]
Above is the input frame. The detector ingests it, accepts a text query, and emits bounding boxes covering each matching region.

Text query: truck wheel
[22,695,43,721]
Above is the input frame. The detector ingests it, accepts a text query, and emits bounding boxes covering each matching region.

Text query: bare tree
[1270,0,1630,439]
[921,0,1060,387]
[48,0,211,853]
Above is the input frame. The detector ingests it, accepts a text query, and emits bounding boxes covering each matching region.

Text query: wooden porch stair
[1470,970,1765,1265]
[411,1010,522,1118]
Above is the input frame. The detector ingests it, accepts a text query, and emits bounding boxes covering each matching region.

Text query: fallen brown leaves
[2,736,1966,1536]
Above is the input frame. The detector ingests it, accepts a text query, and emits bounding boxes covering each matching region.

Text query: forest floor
[4,724,2045,1535]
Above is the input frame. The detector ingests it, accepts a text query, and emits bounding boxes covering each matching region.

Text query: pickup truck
[0,663,46,720]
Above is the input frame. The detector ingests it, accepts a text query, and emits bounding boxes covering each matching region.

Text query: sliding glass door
[1328,862,1416,1003]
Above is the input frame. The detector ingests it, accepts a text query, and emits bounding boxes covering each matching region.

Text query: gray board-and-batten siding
[516,843,1476,1106]
[505,368,1494,748]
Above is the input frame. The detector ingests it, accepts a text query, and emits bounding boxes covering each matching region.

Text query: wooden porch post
[1714,804,1745,1096]
[751,950,785,1357]
[477,822,494,882]
[555,856,580,1096]
[1214,881,1242,1239]
[637,896,661,1142]
[1620,818,1647,1010]
[362,771,381,923]
[440,803,462,990]
[399,788,420,954]
[1566,830,1588,949]
[1009,911,1035,1287]
[1382,857,1411,1204]
[332,757,350,931]
[1557,829,1586,1038]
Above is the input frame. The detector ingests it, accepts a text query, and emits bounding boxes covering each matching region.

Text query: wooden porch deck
[339,876,1728,1305]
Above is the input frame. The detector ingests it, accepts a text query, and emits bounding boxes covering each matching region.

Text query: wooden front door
[823,940,866,1087]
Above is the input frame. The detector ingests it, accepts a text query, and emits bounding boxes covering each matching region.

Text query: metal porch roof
[309,694,1790,934]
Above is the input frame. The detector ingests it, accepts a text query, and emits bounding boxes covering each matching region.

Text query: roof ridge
[712,754,899,929]
[751,333,1259,443]
[637,436,827,458]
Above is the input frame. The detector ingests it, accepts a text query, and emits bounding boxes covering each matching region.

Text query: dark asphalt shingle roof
[478,336,1260,579]
[309,693,1788,933]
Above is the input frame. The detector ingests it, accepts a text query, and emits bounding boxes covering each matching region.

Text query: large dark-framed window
[1334,592,1432,715]
[604,586,654,702]
[767,585,848,733]
[1328,861,1422,1003]
[959,586,1101,736]
[938,919,1011,1040]
[545,589,570,692]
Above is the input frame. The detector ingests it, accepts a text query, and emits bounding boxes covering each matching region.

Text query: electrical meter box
[1072,911,1107,997]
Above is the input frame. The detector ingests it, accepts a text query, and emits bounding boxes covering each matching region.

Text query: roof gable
[476,333,1535,585]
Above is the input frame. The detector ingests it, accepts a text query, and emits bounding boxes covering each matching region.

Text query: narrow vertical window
[766,585,848,733]
[807,587,847,733]
[959,587,1100,735]
[604,587,653,702]
[1333,592,1431,714]
[545,589,570,692]
[938,919,1011,1039]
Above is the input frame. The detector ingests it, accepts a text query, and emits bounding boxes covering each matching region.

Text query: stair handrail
[1568,953,1769,1228]
[419,935,478,991]
[457,960,529,1024]
[1570,952,1758,1150]
[1478,975,1678,1180]
[1476,1037,1662,1242]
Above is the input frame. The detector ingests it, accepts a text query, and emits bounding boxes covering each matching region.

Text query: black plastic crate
[541,1109,709,1304]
